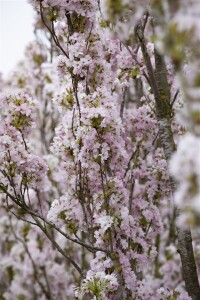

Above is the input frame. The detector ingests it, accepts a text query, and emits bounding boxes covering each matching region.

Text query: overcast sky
[0,0,35,76]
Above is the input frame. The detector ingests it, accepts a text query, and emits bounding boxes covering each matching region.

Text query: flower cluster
[75,271,118,300]
[1,0,199,299]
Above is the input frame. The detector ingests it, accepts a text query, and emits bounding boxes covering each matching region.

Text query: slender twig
[170,89,179,107]
[31,214,85,277]
[9,217,52,299]
[39,2,69,58]
[124,145,140,178]
[123,43,152,87]
[0,184,107,254]
[134,11,149,54]
[71,107,76,139]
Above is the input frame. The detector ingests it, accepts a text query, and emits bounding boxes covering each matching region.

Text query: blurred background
[0,0,34,76]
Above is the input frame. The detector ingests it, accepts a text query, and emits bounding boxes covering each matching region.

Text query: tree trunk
[135,22,200,300]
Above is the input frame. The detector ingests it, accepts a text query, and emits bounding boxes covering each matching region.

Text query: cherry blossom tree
[0,1,200,299]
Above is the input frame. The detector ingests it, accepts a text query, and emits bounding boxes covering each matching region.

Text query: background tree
[0,0,200,299]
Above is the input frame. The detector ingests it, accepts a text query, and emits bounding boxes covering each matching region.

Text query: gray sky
[0,0,35,76]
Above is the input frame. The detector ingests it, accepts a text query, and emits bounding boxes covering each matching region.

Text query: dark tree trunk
[135,21,200,300]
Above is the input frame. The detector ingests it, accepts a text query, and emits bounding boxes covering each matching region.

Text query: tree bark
[135,22,200,300]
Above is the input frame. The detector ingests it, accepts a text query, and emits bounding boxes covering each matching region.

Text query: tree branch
[135,20,200,299]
